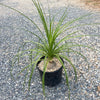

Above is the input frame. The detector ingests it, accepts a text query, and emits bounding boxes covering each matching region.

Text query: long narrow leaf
[17,57,36,76]
[56,43,98,54]
[32,0,49,43]
[54,31,80,50]
[60,23,100,34]
[68,49,90,69]
[28,56,42,91]
[21,28,46,43]
[55,13,91,39]
[24,40,48,52]
[52,7,68,41]
[0,3,43,35]
[58,13,91,35]
[42,56,48,95]
[60,55,77,82]
[55,55,70,100]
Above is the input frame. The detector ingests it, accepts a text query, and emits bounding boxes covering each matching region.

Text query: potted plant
[0,0,99,99]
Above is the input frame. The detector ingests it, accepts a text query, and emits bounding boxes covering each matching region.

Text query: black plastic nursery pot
[37,56,64,87]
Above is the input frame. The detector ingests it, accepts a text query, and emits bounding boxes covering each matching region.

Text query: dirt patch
[38,57,62,72]
[66,0,100,11]
[82,0,100,10]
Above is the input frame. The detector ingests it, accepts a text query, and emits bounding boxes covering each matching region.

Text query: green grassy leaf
[55,55,70,100]
[0,3,43,35]
[32,0,49,43]
[60,55,77,82]
[57,13,91,36]
[42,56,48,95]
[28,56,42,91]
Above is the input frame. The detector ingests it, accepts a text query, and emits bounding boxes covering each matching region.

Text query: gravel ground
[0,0,100,100]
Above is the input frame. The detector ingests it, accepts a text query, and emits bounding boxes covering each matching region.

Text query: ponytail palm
[0,0,100,99]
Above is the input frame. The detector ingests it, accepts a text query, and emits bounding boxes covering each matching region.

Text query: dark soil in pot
[37,56,64,87]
